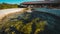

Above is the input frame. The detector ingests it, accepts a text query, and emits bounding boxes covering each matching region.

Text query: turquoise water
[34,8,60,16]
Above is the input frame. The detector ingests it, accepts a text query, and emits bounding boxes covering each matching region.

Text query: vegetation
[0,18,46,34]
[0,3,18,9]
[0,12,47,34]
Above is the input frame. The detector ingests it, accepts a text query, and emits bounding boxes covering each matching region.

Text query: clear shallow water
[0,8,60,34]
[34,8,60,16]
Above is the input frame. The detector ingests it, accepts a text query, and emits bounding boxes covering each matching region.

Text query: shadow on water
[31,11,60,34]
